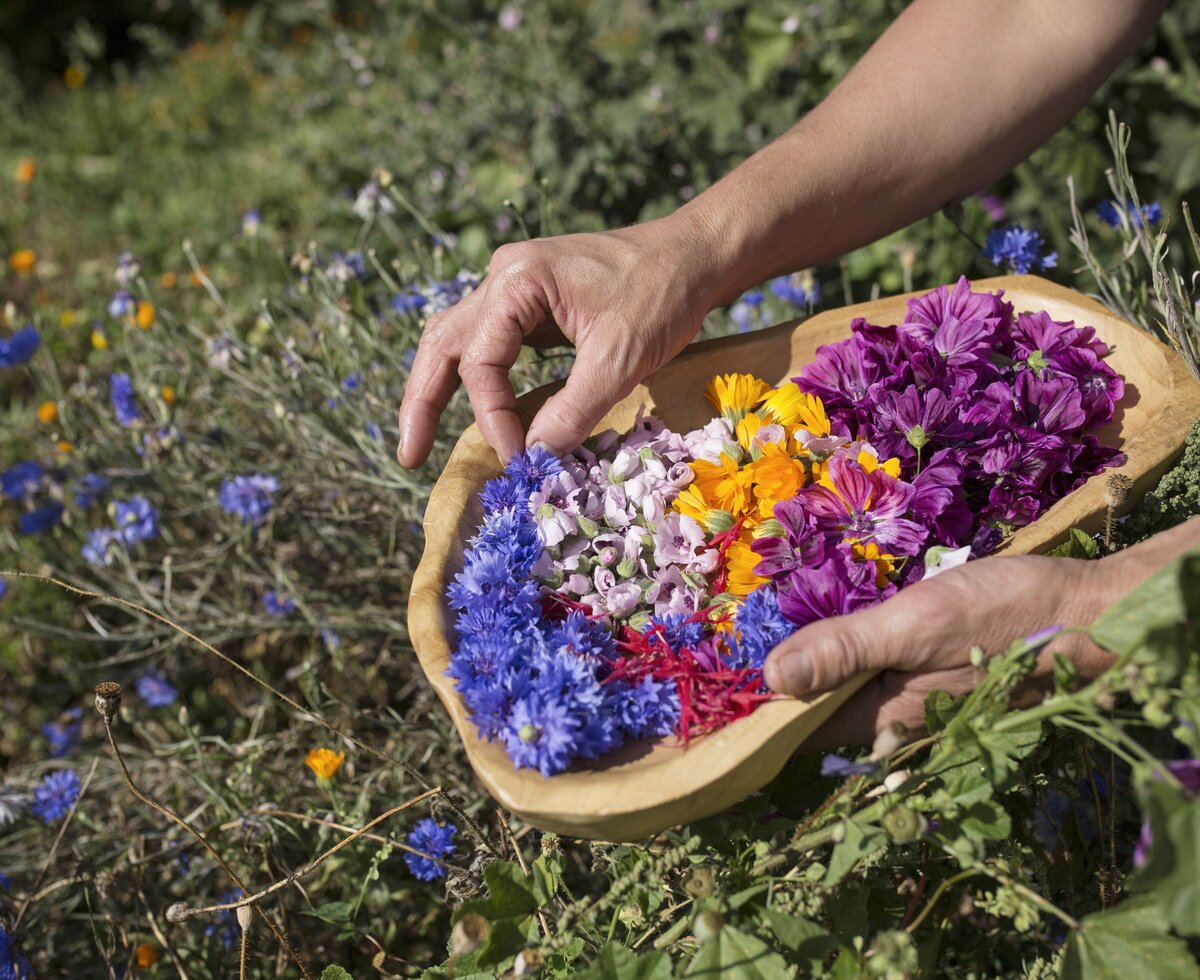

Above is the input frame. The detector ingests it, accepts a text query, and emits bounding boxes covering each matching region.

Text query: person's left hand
[763,552,1120,749]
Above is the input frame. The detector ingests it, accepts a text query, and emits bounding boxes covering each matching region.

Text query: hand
[396,215,717,468]
[763,553,1122,749]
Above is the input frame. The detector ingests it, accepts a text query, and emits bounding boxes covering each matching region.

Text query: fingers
[459,298,529,464]
[525,344,636,456]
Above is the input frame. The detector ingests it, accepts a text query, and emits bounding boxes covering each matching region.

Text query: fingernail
[780,652,813,693]
[763,657,782,692]
[395,436,405,465]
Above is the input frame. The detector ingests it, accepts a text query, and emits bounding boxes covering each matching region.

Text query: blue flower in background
[0,580,6,603]
[114,495,159,545]
[0,324,40,368]
[820,754,879,778]
[262,591,298,618]
[19,503,64,535]
[108,290,136,319]
[219,474,279,526]
[110,372,141,427]
[391,289,427,315]
[364,422,382,441]
[31,769,81,824]
[72,473,110,507]
[1096,199,1162,229]
[204,889,245,949]
[404,818,457,880]
[2,461,44,500]
[82,528,117,567]
[770,273,820,307]
[320,627,341,651]
[41,708,83,758]
[0,921,34,979]
[340,373,362,393]
[0,873,10,890]
[136,670,177,708]
[982,224,1057,274]
[242,210,262,236]
[400,348,417,370]
[326,251,366,282]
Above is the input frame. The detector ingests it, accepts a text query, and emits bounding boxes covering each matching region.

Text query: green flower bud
[704,509,736,534]
[683,867,716,899]
[616,557,639,578]
[905,424,929,451]
[754,517,785,539]
[883,805,927,843]
[536,503,556,521]
[1026,349,1048,373]
[576,515,599,538]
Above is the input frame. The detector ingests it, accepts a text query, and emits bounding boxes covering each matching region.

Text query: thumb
[763,601,910,696]
[525,344,637,456]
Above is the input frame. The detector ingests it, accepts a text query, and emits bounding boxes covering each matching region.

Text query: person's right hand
[396,215,718,468]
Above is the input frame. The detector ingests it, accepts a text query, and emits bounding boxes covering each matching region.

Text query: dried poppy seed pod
[236,904,252,932]
[450,913,490,958]
[1104,473,1133,510]
[164,902,191,923]
[94,681,122,721]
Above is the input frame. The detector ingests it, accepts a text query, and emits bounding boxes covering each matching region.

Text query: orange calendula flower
[305,747,345,781]
[36,400,58,424]
[672,484,734,534]
[850,539,897,588]
[134,943,160,968]
[160,385,176,405]
[56,440,73,454]
[135,301,155,329]
[9,250,36,275]
[747,443,807,520]
[689,452,755,517]
[15,158,36,184]
[706,373,774,425]
[724,534,769,598]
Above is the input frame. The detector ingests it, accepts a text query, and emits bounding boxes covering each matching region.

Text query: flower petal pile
[446,278,1125,776]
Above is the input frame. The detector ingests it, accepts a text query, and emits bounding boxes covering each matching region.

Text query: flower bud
[617,903,643,926]
[1104,473,1133,509]
[616,557,639,579]
[514,947,544,976]
[576,515,599,538]
[683,867,716,899]
[752,517,784,539]
[883,805,927,843]
[692,910,724,944]
[451,913,490,957]
[94,681,123,721]
[705,509,737,534]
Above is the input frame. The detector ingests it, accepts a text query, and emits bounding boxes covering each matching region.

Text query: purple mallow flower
[404,818,457,880]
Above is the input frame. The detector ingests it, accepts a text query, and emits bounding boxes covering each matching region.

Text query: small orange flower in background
[160,385,176,405]
[136,301,156,329]
[133,943,160,968]
[9,250,37,275]
[56,440,74,454]
[305,748,345,782]
[91,327,109,350]
[160,271,178,289]
[15,158,36,184]
[64,64,87,89]
[36,400,58,424]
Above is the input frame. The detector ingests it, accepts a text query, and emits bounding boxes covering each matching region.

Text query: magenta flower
[1133,759,1200,868]
[752,497,830,577]
[776,547,890,628]
[803,455,927,557]
[900,276,1013,344]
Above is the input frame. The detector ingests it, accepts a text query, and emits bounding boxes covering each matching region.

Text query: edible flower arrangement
[444,278,1125,776]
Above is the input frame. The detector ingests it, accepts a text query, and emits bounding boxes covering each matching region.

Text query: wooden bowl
[409,275,1200,841]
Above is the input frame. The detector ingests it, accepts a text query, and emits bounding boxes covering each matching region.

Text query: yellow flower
[705,373,774,424]
[160,271,178,289]
[305,747,345,781]
[734,412,776,455]
[761,383,831,436]
[64,64,87,89]
[672,483,735,534]
[15,158,36,184]
[36,400,58,424]
[724,535,768,599]
[160,385,176,405]
[747,443,807,520]
[135,301,156,329]
[9,249,37,275]
[134,944,160,969]
[56,440,74,454]
[59,308,79,327]
[689,452,755,518]
[91,328,108,350]
[855,449,902,480]
[850,540,897,588]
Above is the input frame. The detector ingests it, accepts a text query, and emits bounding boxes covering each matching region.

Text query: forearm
[669,0,1165,307]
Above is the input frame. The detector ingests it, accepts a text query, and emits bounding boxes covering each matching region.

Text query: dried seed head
[450,913,490,958]
[869,721,911,762]
[683,867,716,899]
[693,910,724,944]
[94,682,123,721]
[236,904,252,932]
[165,902,192,923]
[883,804,927,843]
[1104,474,1133,510]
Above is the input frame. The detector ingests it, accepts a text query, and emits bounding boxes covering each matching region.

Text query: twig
[97,700,314,980]
[497,808,550,938]
[139,887,192,980]
[172,788,440,919]
[1,570,499,860]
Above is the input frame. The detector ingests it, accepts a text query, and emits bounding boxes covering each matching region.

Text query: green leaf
[683,925,792,979]
[308,901,354,924]
[923,689,965,733]
[1062,896,1200,980]
[1128,777,1200,936]
[959,798,1012,840]
[481,860,539,918]
[759,907,838,966]
[573,942,672,980]
[1046,527,1100,559]
[531,852,565,906]
[824,820,887,886]
[1090,550,1200,655]
[320,968,354,980]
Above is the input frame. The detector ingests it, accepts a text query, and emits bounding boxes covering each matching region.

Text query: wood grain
[408,275,1200,841]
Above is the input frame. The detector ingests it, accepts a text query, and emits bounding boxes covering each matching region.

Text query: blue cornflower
[448,632,519,692]
[320,627,341,651]
[108,290,136,318]
[1096,199,1162,229]
[447,550,542,619]
[0,580,6,603]
[400,347,417,370]
[0,921,34,979]
[242,210,262,236]
[204,889,245,949]
[505,446,563,495]
[610,676,680,741]
[646,613,706,654]
[82,528,117,567]
[136,670,177,708]
[503,692,582,777]
[2,461,44,500]
[110,372,141,427]
[425,271,480,312]
[391,290,427,315]
[262,591,298,618]
[729,300,764,333]
[0,324,40,368]
[982,225,1057,274]
[820,754,879,779]
[18,502,63,535]
[769,274,816,307]
[0,872,9,890]
[326,251,366,282]
[30,769,81,823]
[218,474,279,526]
[741,289,765,307]
[478,474,527,513]
[731,587,795,670]
[549,609,616,660]
[72,473,110,507]
[469,507,543,574]
[41,708,83,758]
[340,373,362,393]
[364,422,382,441]
[114,495,159,545]
[404,818,457,881]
